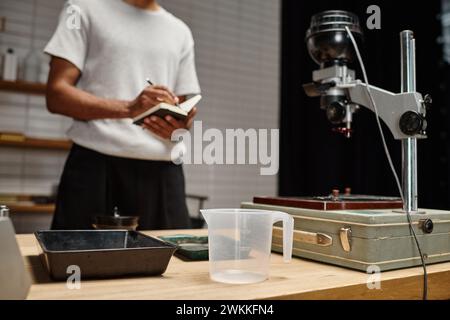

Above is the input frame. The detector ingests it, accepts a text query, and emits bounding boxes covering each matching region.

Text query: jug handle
[272,211,293,262]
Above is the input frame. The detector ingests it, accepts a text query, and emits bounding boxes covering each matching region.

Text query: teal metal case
[241,202,450,272]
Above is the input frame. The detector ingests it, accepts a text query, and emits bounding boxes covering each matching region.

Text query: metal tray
[34,230,177,280]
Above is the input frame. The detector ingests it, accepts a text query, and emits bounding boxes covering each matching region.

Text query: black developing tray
[34,230,177,280]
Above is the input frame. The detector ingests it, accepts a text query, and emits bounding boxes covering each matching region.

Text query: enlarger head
[306,10,363,67]
[303,10,364,138]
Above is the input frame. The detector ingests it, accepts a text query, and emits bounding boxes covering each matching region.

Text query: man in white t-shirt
[45,0,201,230]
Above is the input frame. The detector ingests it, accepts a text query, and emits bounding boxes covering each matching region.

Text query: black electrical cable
[345,26,428,300]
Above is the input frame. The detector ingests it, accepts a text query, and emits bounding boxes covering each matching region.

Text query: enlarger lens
[306,10,363,66]
[325,100,347,124]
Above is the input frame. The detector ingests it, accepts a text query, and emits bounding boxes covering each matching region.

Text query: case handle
[273,226,333,247]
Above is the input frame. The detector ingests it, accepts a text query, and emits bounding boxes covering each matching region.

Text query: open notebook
[133,95,202,126]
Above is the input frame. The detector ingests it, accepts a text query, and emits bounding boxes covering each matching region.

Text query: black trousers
[52,144,191,230]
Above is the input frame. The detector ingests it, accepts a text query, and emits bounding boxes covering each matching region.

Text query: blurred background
[0,0,280,232]
[1,0,449,233]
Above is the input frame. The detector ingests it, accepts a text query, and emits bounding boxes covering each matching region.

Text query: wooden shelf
[0,136,72,150]
[0,80,46,95]
[8,203,55,214]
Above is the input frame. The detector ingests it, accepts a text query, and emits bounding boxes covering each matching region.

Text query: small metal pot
[93,215,139,231]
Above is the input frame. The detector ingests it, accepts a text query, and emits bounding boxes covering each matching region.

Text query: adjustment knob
[331,189,340,201]
[423,94,432,110]
[399,111,427,136]
[419,219,434,234]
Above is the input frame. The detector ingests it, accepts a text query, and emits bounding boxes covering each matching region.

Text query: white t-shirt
[44,0,201,161]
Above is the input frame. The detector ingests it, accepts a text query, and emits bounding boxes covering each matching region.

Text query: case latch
[339,227,352,252]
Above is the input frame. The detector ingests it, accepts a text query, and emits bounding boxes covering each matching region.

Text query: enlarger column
[400,30,418,213]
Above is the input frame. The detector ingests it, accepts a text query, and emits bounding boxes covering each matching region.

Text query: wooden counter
[17,230,450,300]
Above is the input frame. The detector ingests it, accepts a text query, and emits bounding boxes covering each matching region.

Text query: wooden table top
[18,230,450,300]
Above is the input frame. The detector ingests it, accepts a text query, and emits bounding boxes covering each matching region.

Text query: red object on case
[253,196,403,211]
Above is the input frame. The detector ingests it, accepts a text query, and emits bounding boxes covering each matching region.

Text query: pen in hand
[146,78,180,108]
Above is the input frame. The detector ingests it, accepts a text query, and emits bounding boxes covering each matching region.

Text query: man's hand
[127,85,179,118]
[142,107,198,140]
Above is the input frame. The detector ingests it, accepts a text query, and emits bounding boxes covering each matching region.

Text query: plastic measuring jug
[201,209,293,284]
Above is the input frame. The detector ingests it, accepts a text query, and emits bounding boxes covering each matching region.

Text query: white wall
[0,0,281,209]
[160,0,281,208]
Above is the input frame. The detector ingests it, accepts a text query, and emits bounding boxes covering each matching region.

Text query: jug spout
[200,209,210,224]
